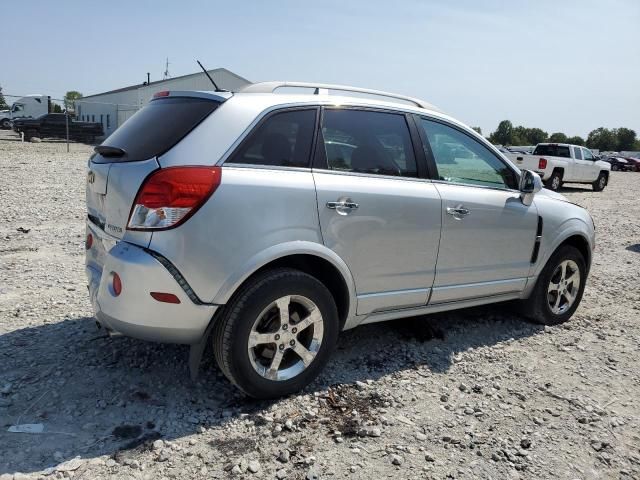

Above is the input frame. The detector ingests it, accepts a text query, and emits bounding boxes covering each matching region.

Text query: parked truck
[12,113,104,143]
[0,95,50,129]
[507,143,611,192]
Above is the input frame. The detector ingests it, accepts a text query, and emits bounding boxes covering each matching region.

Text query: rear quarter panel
[148,166,323,303]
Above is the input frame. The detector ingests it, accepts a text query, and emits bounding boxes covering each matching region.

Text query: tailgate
[85,93,225,247]
[86,155,159,246]
[511,154,541,170]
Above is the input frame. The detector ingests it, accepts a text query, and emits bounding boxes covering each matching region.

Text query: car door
[312,108,442,316]
[581,147,599,181]
[415,117,539,304]
[571,147,593,182]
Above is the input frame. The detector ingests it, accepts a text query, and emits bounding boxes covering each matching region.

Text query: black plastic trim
[144,249,213,306]
[87,214,105,231]
[530,216,544,263]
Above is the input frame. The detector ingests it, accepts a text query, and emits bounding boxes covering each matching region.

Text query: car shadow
[0,304,543,474]
[557,184,594,193]
[625,243,640,253]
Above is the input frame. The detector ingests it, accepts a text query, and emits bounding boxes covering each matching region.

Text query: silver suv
[86,82,595,398]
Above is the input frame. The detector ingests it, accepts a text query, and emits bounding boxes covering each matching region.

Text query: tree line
[483,120,639,151]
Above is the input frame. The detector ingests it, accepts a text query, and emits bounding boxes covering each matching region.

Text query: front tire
[0,119,10,129]
[213,268,339,399]
[519,245,586,326]
[592,172,607,192]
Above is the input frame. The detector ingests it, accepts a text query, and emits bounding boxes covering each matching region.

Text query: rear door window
[316,109,418,177]
[533,144,571,158]
[95,97,220,163]
[228,109,316,168]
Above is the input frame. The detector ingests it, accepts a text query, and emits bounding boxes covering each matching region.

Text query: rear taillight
[127,167,221,230]
[538,158,547,169]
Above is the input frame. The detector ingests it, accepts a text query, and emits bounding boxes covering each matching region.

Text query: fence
[1,93,141,151]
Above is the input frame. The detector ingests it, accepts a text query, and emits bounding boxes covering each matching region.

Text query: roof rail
[239,81,440,111]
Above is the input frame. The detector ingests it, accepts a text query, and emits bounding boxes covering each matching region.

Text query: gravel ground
[1,130,639,480]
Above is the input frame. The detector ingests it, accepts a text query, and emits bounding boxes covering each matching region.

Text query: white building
[75,68,250,138]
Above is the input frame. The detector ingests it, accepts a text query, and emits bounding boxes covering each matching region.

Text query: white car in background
[507,143,611,191]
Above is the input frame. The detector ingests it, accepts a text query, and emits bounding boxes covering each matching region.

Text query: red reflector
[153,90,170,98]
[150,292,181,304]
[111,272,122,296]
[538,158,548,169]
[85,233,93,250]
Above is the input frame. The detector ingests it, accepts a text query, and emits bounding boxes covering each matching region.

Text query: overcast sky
[3,0,638,137]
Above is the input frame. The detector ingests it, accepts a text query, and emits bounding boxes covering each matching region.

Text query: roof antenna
[163,57,171,80]
[196,60,225,92]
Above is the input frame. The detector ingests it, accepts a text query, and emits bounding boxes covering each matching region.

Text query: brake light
[538,158,547,169]
[127,167,221,230]
[153,90,170,98]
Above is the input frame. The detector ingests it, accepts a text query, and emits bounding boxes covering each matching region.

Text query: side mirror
[519,169,542,206]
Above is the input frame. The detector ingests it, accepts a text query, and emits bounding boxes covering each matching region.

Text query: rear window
[94,97,220,163]
[533,144,571,158]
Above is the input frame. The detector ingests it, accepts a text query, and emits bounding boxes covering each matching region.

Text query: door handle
[446,205,470,218]
[327,201,359,210]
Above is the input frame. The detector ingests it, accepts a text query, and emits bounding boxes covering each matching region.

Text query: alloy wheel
[547,259,581,315]
[247,295,324,381]
[552,176,560,190]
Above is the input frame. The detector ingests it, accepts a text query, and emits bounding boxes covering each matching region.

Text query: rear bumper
[86,222,218,344]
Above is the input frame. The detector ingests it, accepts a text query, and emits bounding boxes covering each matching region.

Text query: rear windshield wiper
[94,145,126,157]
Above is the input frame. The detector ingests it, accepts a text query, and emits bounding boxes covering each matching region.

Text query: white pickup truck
[507,143,611,192]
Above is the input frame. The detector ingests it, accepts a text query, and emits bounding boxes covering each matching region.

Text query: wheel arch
[212,242,356,330]
[558,234,592,271]
[537,226,593,277]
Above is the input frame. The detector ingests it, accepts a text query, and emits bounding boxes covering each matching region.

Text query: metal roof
[81,68,250,99]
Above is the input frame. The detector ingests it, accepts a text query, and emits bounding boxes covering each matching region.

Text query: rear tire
[213,268,339,399]
[545,171,563,191]
[0,119,10,129]
[519,245,586,326]
[592,172,607,191]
